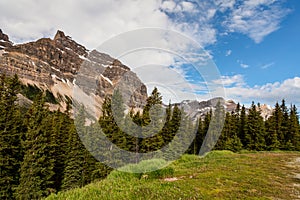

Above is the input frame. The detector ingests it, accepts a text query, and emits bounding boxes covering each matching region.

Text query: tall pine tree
[245,102,266,150]
[0,75,24,200]
[16,95,56,199]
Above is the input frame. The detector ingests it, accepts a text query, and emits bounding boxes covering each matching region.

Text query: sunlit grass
[46,151,300,200]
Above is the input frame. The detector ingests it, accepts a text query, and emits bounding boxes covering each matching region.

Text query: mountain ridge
[0,29,273,119]
[0,29,148,117]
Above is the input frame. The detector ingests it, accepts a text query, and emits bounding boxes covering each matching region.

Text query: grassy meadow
[46,151,300,200]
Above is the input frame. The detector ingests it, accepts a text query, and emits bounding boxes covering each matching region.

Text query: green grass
[107,159,174,180]
[46,151,300,200]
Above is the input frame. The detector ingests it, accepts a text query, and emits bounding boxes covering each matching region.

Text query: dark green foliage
[20,84,58,104]
[16,95,56,199]
[265,115,280,150]
[1,74,300,200]
[45,90,58,104]
[288,105,300,150]
[265,100,300,151]
[0,75,24,200]
[280,100,290,147]
[245,102,266,150]
[62,106,98,191]
[99,96,126,149]
[238,105,247,147]
[200,101,225,155]
[142,87,163,126]
[61,124,86,190]
[215,112,242,152]
[20,84,42,101]
[50,111,70,192]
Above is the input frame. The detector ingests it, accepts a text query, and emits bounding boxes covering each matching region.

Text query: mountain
[175,97,273,120]
[0,29,273,120]
[0,29,147,117]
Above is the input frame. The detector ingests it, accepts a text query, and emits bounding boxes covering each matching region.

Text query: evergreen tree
[215,111,242,152]
[238,105,247,147]
[200,101,225,155]
[0,75,24,200]
[111,89,125,131]
[265,110,280,150]
[140,87,164,153]
[288,105,300,150]
[100,96,125,148]
[189,118,204,155]
[245,102,266,150]
[62,106,97,190]
[142,87,162,126]
[161,103,173,146]
[225,111,242,152]
[280,100,290,148]
[203,109,212,136]
[16,95,56,199]
[132,110,143,162]
[50,111,70,192]
[61,123,85,191]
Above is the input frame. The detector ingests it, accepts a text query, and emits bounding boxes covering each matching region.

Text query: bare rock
[0,29,13,49]
[0,29,148,114]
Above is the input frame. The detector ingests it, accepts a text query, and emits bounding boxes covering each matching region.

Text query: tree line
[0,75,109,199]
[0,75,299,199]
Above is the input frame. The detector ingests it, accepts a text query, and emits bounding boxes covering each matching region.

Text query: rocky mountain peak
[176,97,273,121]
[0,29,9,42]
[53,30,66,40]
[53,30,88,57]
[0,29,13,49]
[0,29,148,116]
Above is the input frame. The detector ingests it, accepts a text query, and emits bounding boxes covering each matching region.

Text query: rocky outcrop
[0,29,13,49]
[258,104,273,120]
[0,29,147,116]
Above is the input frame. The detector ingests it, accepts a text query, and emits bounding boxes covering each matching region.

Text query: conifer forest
[0,75,299,199]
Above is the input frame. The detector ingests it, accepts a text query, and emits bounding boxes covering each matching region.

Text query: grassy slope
[46,151,300,200]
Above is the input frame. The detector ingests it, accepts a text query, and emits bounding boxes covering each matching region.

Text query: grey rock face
[0,29,147,114]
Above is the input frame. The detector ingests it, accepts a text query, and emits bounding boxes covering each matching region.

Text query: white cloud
[0,0,293,105]
[213,74,245,87]
[237,60,249,68]
[224,0,290,43]
[160,1,197,13]
[180,1,196,13]
[261,62,275,69]
[0,0,290,47]
[215,0,236,11]
[0,0,170,48]
[160,0,177,12]
[210,75,300,107]
[133,64,202,103]
[225,50,232,56]
[240,63,249,69]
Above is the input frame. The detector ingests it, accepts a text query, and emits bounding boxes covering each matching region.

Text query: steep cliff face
[0,30,147,116]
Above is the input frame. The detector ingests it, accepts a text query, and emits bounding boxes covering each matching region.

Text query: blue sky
[0,0,299,107]
[209,0,300,87]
